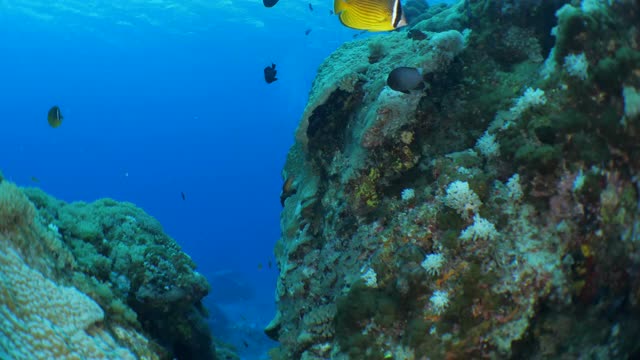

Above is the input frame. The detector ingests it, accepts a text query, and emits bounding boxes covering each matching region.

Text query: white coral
[460,214,499,242]
[430,290,450,315]
[563,53,589,80]
[401,188,416,201]
[361,268,378,288]
[443,181,482,219]
[476,131,500,158]
[510,87,547,118]
[421,253,445,276]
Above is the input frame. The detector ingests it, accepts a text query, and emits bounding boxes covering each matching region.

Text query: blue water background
[1,0,452,356]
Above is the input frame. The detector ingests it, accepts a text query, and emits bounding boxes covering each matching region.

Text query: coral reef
[0,244,138,360]
[0,177,231,359]
[268,0,640,358]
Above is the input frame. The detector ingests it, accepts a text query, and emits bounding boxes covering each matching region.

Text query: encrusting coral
[0,243,138,360]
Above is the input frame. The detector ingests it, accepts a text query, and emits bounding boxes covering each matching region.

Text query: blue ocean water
[0,0,451,357]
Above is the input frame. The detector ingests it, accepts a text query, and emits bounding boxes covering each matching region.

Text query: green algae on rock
[268,0,640,359]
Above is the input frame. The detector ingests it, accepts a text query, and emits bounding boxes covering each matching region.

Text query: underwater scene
[1,0,640,359]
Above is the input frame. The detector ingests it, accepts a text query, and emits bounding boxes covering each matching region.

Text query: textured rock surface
[269,1,640,359]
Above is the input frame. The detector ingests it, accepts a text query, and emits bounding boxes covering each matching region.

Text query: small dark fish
[308,3,313,11]
[47,105,63,128]
[181,192,186,200]
[387,67,424,94]
[407,29,427,41]
[31,176,40,183]
[330,10,334,15]
[263,0,279,7]
[264,63,278,84]
[258,263,263,270]
[305,28,312,36]
[242,340,249,348]
[268,260,273,269]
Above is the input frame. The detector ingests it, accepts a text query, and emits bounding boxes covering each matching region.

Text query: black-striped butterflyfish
[334,0,407,32]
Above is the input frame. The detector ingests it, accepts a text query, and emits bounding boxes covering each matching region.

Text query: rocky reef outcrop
[268,0,640,358]
[0,175,234,359]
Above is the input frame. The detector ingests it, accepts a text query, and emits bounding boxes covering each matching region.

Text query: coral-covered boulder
[268,1,640,359]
